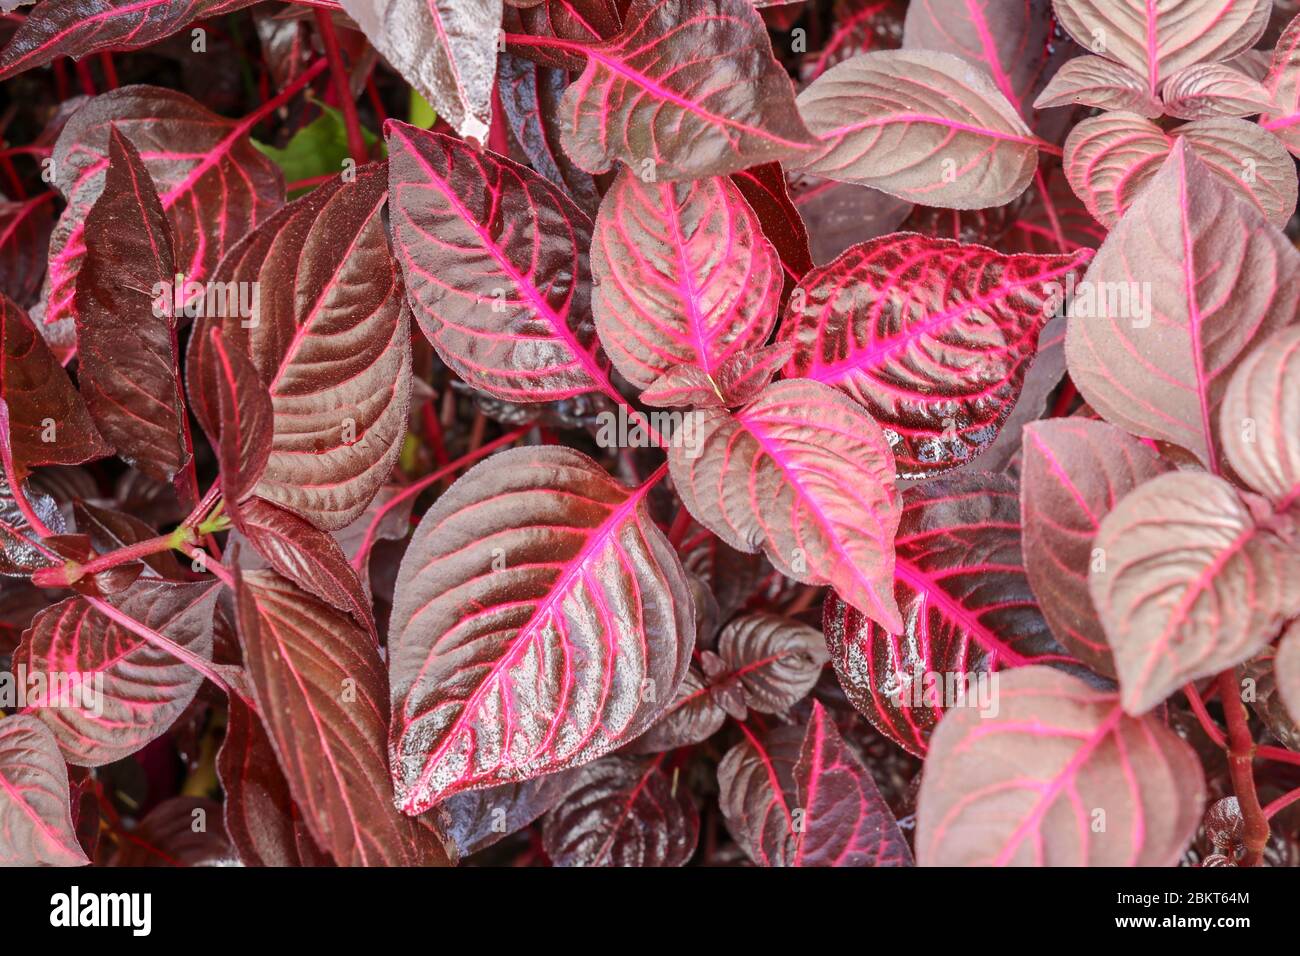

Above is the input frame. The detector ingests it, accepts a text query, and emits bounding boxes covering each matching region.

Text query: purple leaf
[789,173,914,265]
[0,194,54,306]
[730,162,814,310]
[1220,324,1300,509]
[1091,471,1300,714]
[794,50,1039,209]
[558,0,817,181]
[15,580,220,766]
[107,796,233,866]
[1020,419,1171,677]
[0,471,64,576]
[339,0,503,142]
[1161,62,1273,119]
[541,755,699,865]
[438,769,582,858]
[823,473,1074,756]
[506,0,622,72]
[801,0,906,83]
[779,232,1088,476]
[0,714,88,866]
[591,168,783,390]
[714,612,828,713]
[387,446,695,813]
[916,666,1206,865]
[386,122,612,403]
[669,378,903,631]
[204,327,273,508]
[1033,55,1162,116]
[235,568,454,866]
[626,668,727,753]
[1065,141,1300,470]
[1262,13,1300,156]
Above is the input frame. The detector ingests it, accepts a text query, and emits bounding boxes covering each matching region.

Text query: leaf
[1220,324,1300,509]
[73,501,185,581]
[645,341,796,409]
[0,714,88,866]
[107,796,233,866]
[205,327,273,508]
[1090,471,1300,714]
[387,446,695,813]
[1052,0,1269,94]
[188,165,411,531]
[0,472,64,576]
[541,756,699,865]
[0,194,54,307]
[793,49,1039,209]
[338,0,503,142]
[823,473,1074,756]
[42,86,285,353]
[505,0,623,73]
[1262,13,1300,156]
[779,233,1088,476]
[558,0,817,180]
[438,769,581,857]
[15,580,220,766]
[789,173,913,265]
[718,705,912,866]
[730,162,814,306]
[668,378,903,631]
[231,496,376,638]
[715,612,828,713]
[386,122,611,403]
[676,513,767,619]
[235,568,453,866]
[626,668,727,753]
[1160,62,1273,119]
[1064,141,1300,470]
[1278,621,1300,727]
[916,666,1206,865]
[1003,167,1106,255]
[591,167,783,390]
[802,0,907,83]
[1020,419,1171,677]
[0,0,261,79]
[1032,55,1162,116]
[74,126,191,489]
[1062,112,1297,228]
[253,101,380,192]
[497,50,600,216]
[0,293,108,475]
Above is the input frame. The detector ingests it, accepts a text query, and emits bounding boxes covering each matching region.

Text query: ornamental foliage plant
[0,0,1298,869]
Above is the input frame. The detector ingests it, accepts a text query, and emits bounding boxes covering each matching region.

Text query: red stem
[1217,670,1270,866]
[0,402,53,538]
[99,53,119,89]
[314,10,368,165]
[1264,786,1300,820]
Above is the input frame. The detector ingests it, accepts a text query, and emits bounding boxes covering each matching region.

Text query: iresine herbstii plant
[0,0,1298,870]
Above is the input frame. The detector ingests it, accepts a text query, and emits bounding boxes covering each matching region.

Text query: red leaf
[1020,419,1170,677]
[15,580,220,766]
[558,0,817,180]
[235,568,453,866]
[0,0,261,79]
[386,122,612,403]
[338,0,502,142]
[74,126,192,490]
[1262,13,1300,156]
[438,769,582,858]
[1065,141,1300,471]
[0,293,108,475]
[108,796,233,866]
[1220,324,1300,509]
[823,474,1074,756]
[506,0,623,72]
[916,667,1206,865]
[387,446,695,812]
[42,87,285,353]
[670,378,902,630]
[73,500,186,581]
[0,471,64,576]
[1090,471,1300,714]
[789,172,913,265]
[591,168,783,389]
[626,668,726,753]
[541,755,699,865]
[801,0,905,83]
[0,714,88,866]
[206,327,272,508]
[0,193,54,307]
[730,162,814,306]
[189,165,411,531]
[779,233,1088,476]
[1033,55,1162,117]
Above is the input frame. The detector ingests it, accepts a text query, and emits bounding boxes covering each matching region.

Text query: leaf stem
[314,10,368,164]
[30,527,198,587]
[1264,785,1300,820]
[1217,670,1269,866]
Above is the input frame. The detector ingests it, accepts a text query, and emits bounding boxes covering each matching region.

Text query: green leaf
[253,100,380,194]
[408,89,437,130]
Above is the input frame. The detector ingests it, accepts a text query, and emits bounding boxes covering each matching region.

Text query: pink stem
[314,10,368,165]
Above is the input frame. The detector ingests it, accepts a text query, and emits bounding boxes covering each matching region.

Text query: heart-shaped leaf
[1065,141,1300,470]
[0,714,88,866]
[0,0,261,79]
[794,49,1039,209]
[387,446,695,813]
[1052,0,1269,95]
[386,122,612,403]
[1020,419,1171,676]
[189,165,411,531]
[1033,55,1161,116]
[779,233,1088,476]
[591,167,783,390]
[541,755,699,866]
[714,612,828,714]
[558,0,817,180]
[719,703,912,866]
[15,580,220,766]
[74,126,193,491]
[1220,324,1300,509]
[339,0,502,142]
[1063,112,1297,228]
[235,568,453,866]
[916,666,1205,865]
[0,293,108,475]
[1161,62,1273,119]
[1091,471,1300,714]
[669,378,903,631]
[823,473,1075,756]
